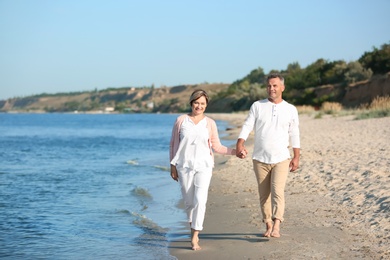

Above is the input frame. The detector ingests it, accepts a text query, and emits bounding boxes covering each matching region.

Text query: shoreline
[169,113,390,259]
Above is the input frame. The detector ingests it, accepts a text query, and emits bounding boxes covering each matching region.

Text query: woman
[169,89,236,250]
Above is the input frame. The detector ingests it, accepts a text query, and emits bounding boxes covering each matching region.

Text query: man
[236,73,300,238]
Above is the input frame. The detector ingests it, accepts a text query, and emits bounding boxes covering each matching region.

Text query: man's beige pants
[252,159,290,223]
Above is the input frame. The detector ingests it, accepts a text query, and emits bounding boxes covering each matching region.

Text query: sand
[169,113,390,260]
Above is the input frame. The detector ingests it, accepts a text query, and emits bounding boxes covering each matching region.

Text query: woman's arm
[169,115,185,161]
[208,118,235,155]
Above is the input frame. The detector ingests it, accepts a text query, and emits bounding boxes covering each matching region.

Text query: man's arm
[236,103,257,159]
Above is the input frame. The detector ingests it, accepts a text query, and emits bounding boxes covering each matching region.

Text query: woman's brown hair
[189,89,209,105]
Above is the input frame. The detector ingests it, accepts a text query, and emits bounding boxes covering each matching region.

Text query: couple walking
[169,73,301,250]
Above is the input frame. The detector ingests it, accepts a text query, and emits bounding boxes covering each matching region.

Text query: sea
[0,113,233,260]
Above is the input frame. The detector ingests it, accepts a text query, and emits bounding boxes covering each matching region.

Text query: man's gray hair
[267,73,285,85]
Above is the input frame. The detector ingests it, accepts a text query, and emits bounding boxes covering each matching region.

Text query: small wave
[126,160,139,165]
[132,187,152,199]
[116,209,131,214]
[153,165,170,172]
[131,212,168,236]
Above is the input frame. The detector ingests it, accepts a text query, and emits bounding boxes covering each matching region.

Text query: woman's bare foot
[191,238,201,250]
[271,219,281,238]
[263,222,273,237]
[191,229,201,250]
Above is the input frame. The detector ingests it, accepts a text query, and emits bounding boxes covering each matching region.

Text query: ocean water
[0,113,232,260]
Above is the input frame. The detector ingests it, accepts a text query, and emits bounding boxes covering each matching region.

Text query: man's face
[267,77,285,102]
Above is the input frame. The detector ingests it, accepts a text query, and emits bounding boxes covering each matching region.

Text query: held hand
[236,147,248,159]
[236,139,247,159]
[240,148,248,159]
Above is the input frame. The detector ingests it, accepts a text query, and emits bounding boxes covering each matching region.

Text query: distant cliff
[1,73,389,113]
[0,83,230,113]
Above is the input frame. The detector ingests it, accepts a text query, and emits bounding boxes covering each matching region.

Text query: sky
[0,0,389,100]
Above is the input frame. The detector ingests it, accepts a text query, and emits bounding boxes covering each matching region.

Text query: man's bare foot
[263,222,273,237]
[271,219,281,238]
[191,229,201,250]
[271,229,280,238]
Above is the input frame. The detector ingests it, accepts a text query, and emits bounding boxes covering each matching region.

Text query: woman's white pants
[177,166,212,231]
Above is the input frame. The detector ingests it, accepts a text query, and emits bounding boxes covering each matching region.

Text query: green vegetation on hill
[210,42,389,111]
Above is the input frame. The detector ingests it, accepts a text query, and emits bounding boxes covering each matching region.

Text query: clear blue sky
[1,0,389,100]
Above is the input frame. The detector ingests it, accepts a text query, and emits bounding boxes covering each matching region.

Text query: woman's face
[191,96,207,116]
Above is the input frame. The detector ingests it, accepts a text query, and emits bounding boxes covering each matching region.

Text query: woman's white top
[170,116,213,169]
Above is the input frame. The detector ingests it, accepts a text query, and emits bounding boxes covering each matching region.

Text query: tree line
[209,42,390,111]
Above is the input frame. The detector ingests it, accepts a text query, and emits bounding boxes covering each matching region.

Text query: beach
[169,113,390,259]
